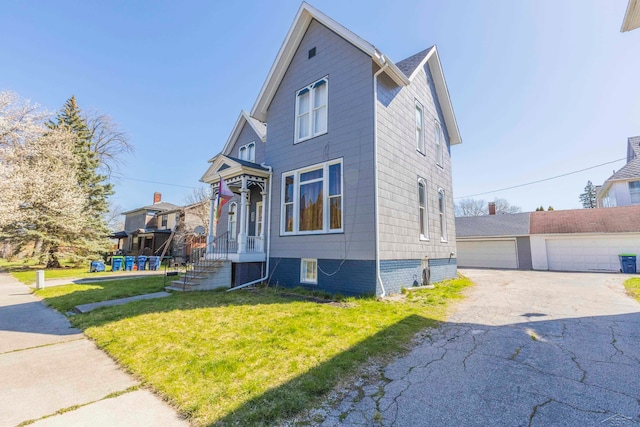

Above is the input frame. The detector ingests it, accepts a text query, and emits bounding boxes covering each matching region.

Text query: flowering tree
[0,91,128,266]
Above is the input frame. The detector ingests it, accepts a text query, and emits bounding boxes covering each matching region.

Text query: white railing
[246,236,264,253]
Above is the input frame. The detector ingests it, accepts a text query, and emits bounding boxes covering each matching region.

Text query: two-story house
[597,136,640,207]
[199,2,462,296]
[114,192,207,262]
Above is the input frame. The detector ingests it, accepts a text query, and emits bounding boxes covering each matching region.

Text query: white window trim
[300,258,318,284]
[280,158,344,236]
[629,181,640,204]
[418,178,429,241]
[415,100,425,155]
[295,76,328,144]
[228,202,237,239]
[438,188,448,242]
[238,141,256,163]
[435,120,444,167]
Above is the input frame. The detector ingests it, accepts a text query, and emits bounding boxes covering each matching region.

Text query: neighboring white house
[597,136,640,208]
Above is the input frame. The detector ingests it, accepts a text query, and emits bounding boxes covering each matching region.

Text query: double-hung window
[416,101,425,154]
[630,181,640,204]
[435,121,444,166]
[295,77,328,143]
[418,179,428,240]
[238,142,255,162]
[438,188,447,242]
[281,159,343,235]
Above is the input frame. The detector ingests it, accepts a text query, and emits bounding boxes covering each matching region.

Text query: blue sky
[1,0,639,215]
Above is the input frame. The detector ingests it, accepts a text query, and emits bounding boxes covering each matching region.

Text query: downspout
[373,57,389,297]
[227,165,273,291]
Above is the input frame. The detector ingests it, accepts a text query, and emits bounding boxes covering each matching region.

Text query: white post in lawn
[35,270,45,290]
[238,176,248,253]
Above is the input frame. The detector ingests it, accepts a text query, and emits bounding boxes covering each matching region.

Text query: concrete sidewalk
[0,271,188,427]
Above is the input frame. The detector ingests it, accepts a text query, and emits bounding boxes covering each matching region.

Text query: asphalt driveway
[316,269,640,426]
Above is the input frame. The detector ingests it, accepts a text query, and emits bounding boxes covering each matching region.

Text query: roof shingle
[530,206,640,234]
[455,212,530,237]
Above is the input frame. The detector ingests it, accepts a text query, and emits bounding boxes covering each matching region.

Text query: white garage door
[546,235,640,272]
[457,240,518,269]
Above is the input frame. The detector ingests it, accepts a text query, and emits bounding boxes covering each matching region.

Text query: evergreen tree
[548,206,554,211]
[47,96,113,264]
[579,180,597,208]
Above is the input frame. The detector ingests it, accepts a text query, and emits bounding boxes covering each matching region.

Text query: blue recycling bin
[619,254,637,274]
[111,256,124,272]
[137,255,148,271]
[90,261,105,272]
[124,256,135,271]
[148,256,161,270]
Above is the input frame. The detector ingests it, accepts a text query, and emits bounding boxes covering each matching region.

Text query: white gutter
[373,56,389,298]
[227,165,273,291]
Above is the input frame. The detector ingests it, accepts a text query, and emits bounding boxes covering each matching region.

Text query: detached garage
[456,213,532,270]
[530,206,640,272]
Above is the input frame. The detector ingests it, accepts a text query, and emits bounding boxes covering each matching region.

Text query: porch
[201,155,271,264]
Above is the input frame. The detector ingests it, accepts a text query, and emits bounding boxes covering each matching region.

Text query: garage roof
[530,206,640,234]
[456,212,530,237]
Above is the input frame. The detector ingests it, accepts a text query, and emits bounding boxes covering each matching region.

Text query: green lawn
[46,277,473,426]
[624,277,640,302]
[0,258,115,284]
[34,277,167,313]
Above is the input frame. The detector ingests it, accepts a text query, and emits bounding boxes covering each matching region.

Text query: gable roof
[455,212,530,238]
[249,3,461,145]
[201,154,270,184]
[530,206,640,234]
[220,110,266,159]
[121,202,180,216]
[396,46,461,145]
[597,136,640,198]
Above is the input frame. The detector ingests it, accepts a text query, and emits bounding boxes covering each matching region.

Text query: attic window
[308,47,316,59]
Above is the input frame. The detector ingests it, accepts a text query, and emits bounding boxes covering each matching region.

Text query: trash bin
[124,256,135,271]
[111,256,124,272]
[90,261,105,272]
[148,256,161,271]
[137,255,148,271]
[619,254,637,274]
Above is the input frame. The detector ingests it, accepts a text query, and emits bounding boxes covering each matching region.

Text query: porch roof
[200,154,270,185]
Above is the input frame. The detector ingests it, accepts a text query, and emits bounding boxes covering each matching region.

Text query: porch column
[238,176,248,253]
[259,189,267,251]
[206,184,216,254]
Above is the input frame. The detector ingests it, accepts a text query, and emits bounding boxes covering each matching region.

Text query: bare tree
[493,198,522,214]
[455,198,488,217]
[455,197,521,217]
[86,111,134,175]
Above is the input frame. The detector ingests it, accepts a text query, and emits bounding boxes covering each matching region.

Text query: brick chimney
[488,202,496,215]
[153,192,162,204]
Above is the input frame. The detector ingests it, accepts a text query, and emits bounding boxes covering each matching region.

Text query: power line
[109,174,202,190]
[455,157,626,199]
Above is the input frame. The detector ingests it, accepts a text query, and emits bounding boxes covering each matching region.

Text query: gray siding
[124,211,151,232]
[516,236,533,270]
[265,19,376,261]
[376,62,457,261]
[227,122,265,164]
